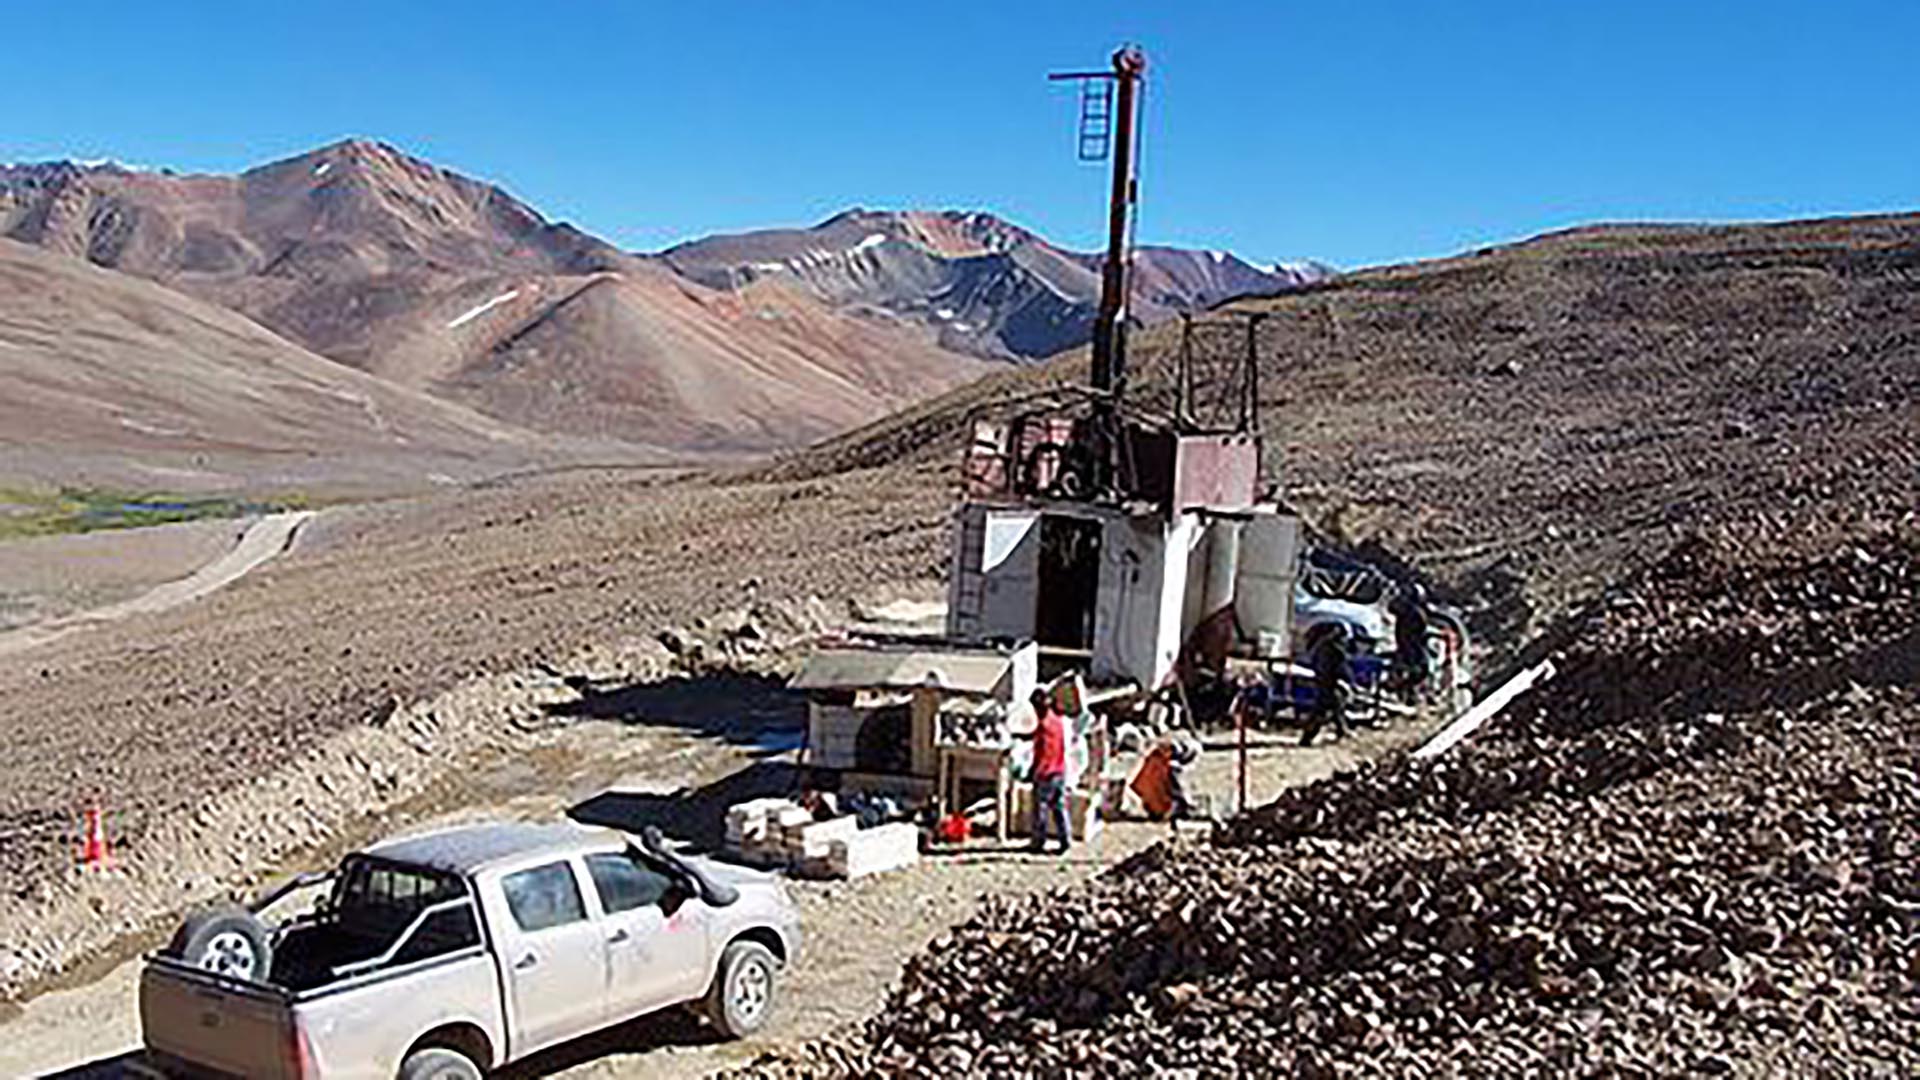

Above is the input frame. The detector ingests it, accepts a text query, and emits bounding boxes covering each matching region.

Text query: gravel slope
[736,526,1920,1077]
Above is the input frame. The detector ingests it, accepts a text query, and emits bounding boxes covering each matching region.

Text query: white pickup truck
[137,821,802,1079]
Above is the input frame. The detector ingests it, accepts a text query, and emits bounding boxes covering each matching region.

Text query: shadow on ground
[569,760,804,852]
[545,670,806,755]
[43,1054,132,1078]
[502,1006,730,1078]
[38,1012,750,1078]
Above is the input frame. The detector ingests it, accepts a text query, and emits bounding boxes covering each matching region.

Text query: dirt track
[0,511,310,658]
[0,519,241,631]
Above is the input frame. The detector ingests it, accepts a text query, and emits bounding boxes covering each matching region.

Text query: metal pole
[1236,694,1249,814]
[1090,45,1145,403]
[1244,313,1263,432]
[1177,312,1194,430]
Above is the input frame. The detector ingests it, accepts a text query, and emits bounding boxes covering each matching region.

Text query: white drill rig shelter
[944,499,1304,691]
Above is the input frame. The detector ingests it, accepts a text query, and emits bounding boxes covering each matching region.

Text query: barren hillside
[441,270,992,451]
[0,238,639,494]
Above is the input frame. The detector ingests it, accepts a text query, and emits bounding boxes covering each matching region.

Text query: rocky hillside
[663,207,1319,362]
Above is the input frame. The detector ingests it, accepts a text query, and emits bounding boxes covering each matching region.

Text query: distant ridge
[663,207,1327,362]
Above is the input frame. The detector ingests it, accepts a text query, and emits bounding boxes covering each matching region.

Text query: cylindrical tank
[1236,513,1301,657]
[1201,519,1242,619]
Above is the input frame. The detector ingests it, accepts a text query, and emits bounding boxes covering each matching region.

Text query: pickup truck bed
[142,944,505,1079]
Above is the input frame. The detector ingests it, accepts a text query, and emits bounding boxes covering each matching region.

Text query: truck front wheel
[702,940,779,1039]
[400,1047,482,1080]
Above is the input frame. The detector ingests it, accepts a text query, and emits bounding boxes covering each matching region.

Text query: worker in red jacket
[1019,687,1071,854]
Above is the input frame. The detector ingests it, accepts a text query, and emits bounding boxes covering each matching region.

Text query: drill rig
[943,45,1292,697]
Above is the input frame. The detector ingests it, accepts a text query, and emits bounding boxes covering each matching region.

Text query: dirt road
[0,511,312,658]
[0,519,243,632]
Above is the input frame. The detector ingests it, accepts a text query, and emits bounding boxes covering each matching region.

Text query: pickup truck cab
[139,821,801,1079]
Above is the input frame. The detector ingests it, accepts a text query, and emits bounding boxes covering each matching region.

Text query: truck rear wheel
[164,905,273,983]
[702,940,779,1039]
[400,1047,482,1080]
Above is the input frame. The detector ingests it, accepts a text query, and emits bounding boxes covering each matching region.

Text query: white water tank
[1201,518,1243,619]
[1235,512,1301,656]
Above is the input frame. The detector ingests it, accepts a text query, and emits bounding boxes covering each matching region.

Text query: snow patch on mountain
[446,289,520,329]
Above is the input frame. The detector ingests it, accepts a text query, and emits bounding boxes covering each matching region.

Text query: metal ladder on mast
[1076,78,1114,162]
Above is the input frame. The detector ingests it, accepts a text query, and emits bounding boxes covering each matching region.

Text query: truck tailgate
[140,959,298,1079]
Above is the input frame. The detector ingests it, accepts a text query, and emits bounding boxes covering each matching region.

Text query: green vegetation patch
[0,487,308,539]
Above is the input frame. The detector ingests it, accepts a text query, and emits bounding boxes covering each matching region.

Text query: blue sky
[3,2,1914,269]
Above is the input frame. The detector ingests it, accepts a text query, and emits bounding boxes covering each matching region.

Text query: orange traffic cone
[80,803,110,868]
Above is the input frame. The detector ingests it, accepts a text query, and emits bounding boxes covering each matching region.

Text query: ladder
[948,507,988,638]
[1076,78,1114,162]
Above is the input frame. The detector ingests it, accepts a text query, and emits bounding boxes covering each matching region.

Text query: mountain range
[0,139,1319,489]
[664,207,1321,362]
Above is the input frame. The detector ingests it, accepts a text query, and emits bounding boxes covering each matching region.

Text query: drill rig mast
[1051,45,1147,495]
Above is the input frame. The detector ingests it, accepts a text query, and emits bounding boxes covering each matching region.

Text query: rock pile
[739,527,1919,1077]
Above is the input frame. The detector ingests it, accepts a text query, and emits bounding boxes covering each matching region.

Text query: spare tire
[400,1047,482,1080]
[165,905,273,983]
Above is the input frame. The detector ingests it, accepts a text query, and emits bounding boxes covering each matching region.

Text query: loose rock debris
[737,527,1920,1077]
